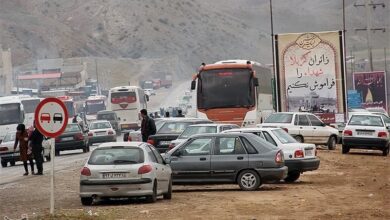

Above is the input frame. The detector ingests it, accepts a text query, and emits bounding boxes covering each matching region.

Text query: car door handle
[237,156,244,160]
[199,157,207,161]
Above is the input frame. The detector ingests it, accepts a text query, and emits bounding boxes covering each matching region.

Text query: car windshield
[65,124,81,132]
[179,126,217,139]
[264,113,293,123]
[97,113,116,120]
[90,122,111,130]
[348,115,384,127]
[271,129,297,144]
[158,122,193,134]
[88,147,144,165]
[3,133,16,142]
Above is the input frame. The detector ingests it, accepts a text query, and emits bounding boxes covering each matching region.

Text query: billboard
[353,71,387,110]
[274,31,346,123]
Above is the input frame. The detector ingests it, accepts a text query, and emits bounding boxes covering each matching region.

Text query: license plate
[62,137,73,141]
[102,173,127,179]
[159,141,171,145]
[305,150,313,156]
[357,131,373,136]
[96,132,106,136]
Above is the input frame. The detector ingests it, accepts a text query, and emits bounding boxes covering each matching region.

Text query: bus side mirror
[191,81,196,90]
[254,78,259,87]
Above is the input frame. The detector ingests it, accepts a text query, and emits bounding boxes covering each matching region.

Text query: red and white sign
[34,97,69,138]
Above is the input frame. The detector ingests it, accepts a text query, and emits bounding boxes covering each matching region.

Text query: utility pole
[94,58,100,95]
[354,0,386,72]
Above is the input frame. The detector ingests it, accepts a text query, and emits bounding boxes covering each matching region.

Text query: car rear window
[158,122,192,134]
[349,115,384,127]
[88,147,144,165]
[3,133,16,142]
[65,124,81,132]
[264,113,293,123]
[179,126,217,139]
[97,113,116,120]
[90,122,111,130]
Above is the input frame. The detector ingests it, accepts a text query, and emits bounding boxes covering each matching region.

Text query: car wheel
[10,161,16,166]
[163,177,172,200]
[146,181,157,203]
[80,197,93,206]
[342,145,350,154]
[1,161,7,168]
[237,170,261,191]
[382,146,389,156]
[284,171,301,183]
[294,135,304,143]
[327,136,337,150]
[55,150,60,156]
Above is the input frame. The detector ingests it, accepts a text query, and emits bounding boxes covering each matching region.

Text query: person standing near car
[140,109,157,142]
[29,122,44,175]
[14,124,34,176]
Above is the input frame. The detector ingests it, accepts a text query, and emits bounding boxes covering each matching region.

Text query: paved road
[0,81,193,185]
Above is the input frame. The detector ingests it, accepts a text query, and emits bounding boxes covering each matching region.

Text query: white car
[0,132,52,167]
[79,142,172,205]
[342,113,390,156]
[259,112,339,150]
[169,123,239,150]
[88,120,117,145]
[224,127,319,182]
[366,107,388,117]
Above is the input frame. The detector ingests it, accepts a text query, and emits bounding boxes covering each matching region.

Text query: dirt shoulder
[1,148,389,220]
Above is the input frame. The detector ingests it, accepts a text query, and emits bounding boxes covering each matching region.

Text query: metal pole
[269,0,278,111]
[50,138,55,214]
[95,58,100,95]
[365,0,374,71]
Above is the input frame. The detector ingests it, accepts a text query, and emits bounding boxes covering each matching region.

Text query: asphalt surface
[0,82,192,185]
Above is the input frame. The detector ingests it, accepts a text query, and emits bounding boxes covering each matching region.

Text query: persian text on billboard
[353,71,387,110]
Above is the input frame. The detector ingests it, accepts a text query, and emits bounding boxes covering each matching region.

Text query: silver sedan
[79,142,172,205]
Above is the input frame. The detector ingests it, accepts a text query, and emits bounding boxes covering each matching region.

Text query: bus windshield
[86,100,106,115]
[21,99,40,113]
[0,103,23,125]
[197,68,255,109]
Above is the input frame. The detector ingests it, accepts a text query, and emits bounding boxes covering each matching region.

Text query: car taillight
[378,131,387,138]
[282,127,288,132]
[168,143,175,150]
[275,150,284,163]
[80,167,91,176]
[147,139,155,145]
[0,147,8,151]
[108,130,114,135]
[343,130,352,136]
[75,133,84,140]
[88,132,93,137]
[138,164,152,174]
[294,149,304,158]
[55,137,60,142]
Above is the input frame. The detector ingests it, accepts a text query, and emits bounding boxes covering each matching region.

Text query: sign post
[34,98,68,215]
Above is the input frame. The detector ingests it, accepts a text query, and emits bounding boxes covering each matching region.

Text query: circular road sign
[34,97,69,138]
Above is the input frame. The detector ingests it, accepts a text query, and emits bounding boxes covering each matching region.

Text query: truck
[139,80,154,90]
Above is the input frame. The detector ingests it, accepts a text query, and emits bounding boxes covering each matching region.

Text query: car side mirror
[386,126,390,130]
[173,150,182,157]
[191,80,196,90]
[164,157,171,164]
[253,77,259,87]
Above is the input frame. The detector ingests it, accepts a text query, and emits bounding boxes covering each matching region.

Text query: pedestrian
[177,109,185,117]
[14,124,34,176]
[154,112,160,118]
[140,109,157,142]
[29,122,44,175]
[165,111,170,118]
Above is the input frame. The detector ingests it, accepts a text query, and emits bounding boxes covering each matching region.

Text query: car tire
[382,146,389,156]
[146,181,157,203]
[10,161,16,166]
[237,170,261,191]
[284,171,301,183]
[1,161,7,168]
[80,197,93,206]
[327,136,337,150]
[342,145,350,154]
[55,150,60,156]
[163,178,172,200]
[294,135,304,143]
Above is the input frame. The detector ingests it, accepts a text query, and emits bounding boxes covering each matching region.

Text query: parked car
[342,113,390,156]
[96,110,120,132]
[259,112,339,150]
[147,118,213,153]
[79,142,172,205]
[88,121,117,145]
[223,127,320,182]
[55,123,89,156]
[0,132,52,167]
[164,133,288,190]
[169,123,239,150]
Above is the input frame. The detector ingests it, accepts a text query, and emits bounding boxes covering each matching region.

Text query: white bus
[84,95,107,121]
[0,97,25,142]
[107,86,148,131]
[19,96,41,127]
